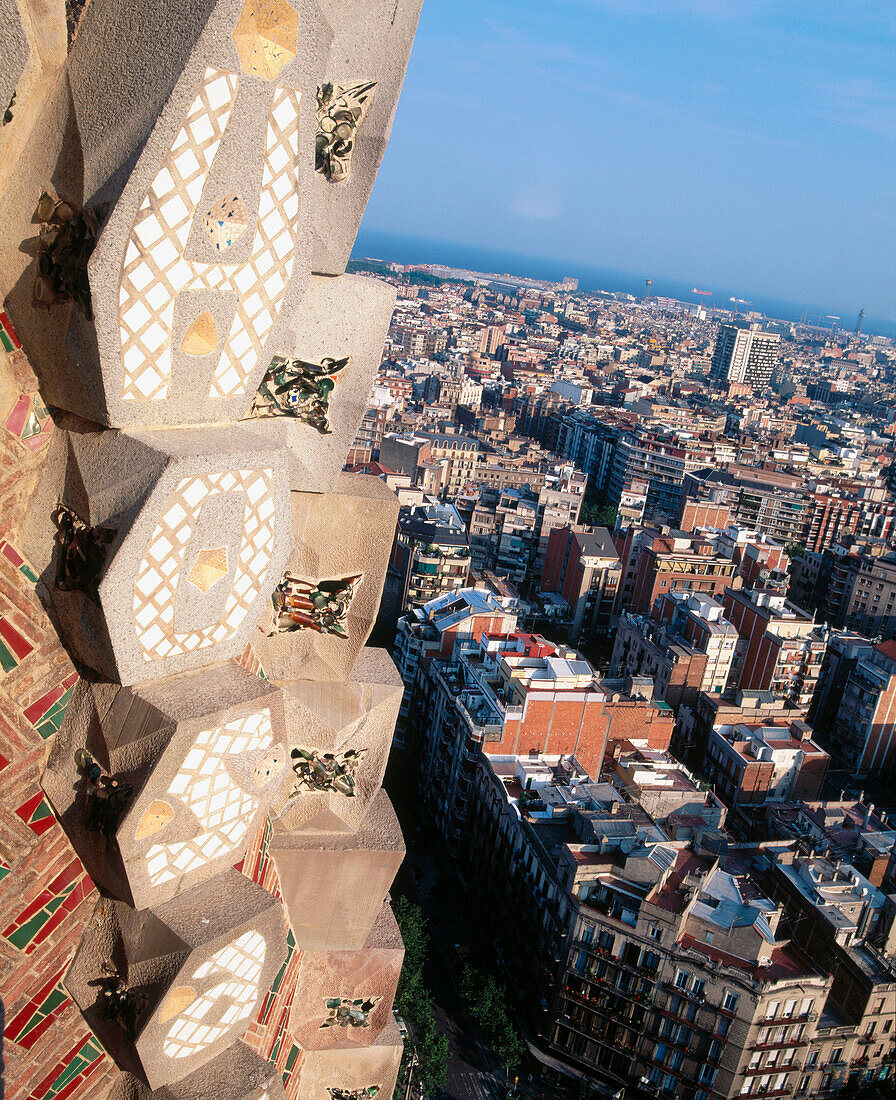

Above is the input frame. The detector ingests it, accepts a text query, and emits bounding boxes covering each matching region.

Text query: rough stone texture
[271,647,401,834]
[0,0,67,202]
[65,871,287,1091]
[308,0,423,275]
[270,788,404,951]
[106,1042,286,1100]
[287,902,403,1048]
[251,473,398,683]
[19,418,292,684]
[287,1019,403,1100]
[42,664,287,908]
[246,273,396,493]
[0,0,418,429]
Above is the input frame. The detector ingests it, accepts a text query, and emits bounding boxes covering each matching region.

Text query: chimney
[863,803,875,828]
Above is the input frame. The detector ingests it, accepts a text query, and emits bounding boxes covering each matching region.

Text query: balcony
[751,1037,808,1051]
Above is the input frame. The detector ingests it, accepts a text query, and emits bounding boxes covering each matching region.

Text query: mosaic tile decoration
[5,392,53,452]
[232,0,298,80]
[203,193,249,252]
[1,309,23,353]
[180,311,218,355]
[0,614,34,672]
[141,709,278,886]
[162,930,267,1060]
[187,546,229,592]
[118,67,301,403]
[132,467,276,661]
[24,671,80,740]
[0,538,40,581]
[2,859,95,954]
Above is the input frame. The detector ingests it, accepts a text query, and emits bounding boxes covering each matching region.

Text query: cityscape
[0,4,893,1100]
[341,256,896,1100]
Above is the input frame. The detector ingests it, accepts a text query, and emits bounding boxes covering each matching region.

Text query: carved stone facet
[64,874,287,1089]
[21,422,292,683]
[251,474,399,683]
[41,665,288,907]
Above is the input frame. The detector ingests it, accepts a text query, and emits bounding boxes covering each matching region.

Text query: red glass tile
[24,685,64,725]
[0,616,34,660]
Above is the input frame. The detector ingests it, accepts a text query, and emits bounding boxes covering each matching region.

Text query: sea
[352,228,896,342]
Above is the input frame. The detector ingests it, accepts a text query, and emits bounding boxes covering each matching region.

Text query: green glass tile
[283,1045,300,1074]
[31,798,54,821]
[17,986,68,1041]
[20,565,38,582]
[36,720,56,741]
[0,331,13,353]
[0,639,18,673]
[0,862,10,882]
[7,882,73,950]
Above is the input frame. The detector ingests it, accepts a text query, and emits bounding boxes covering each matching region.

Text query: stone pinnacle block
[250,473,399,683]
[287,902,403,1049]
[0,0,421,429]
[270,788,404,951]
[20,419,292,684]
[285,1019,403,1100]
[107,1042,286,1100]
[271,648,402,834]
[0,0,67,209]
[242,273,397,493]
[64,872,287,1090]
[42,663,288,909]
[307,0,424,275]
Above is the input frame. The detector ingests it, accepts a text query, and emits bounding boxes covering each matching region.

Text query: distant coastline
[353,227,896,341]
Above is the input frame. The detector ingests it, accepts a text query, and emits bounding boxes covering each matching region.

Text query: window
[800,997,813,1016]
[807,1051,819,1067]
[784,999,797,1018]
[832,1048,843,1064]
[799,1077,811,1093]
[884,1020,892,1034]
[697,1065,717,1086]
[692,978,706,999]
[822,1075,832,1090]
[722,989,739,1012]
[708,1039,723,1060]
[705,931,714,944]
[675,970,690,990]
[654,1042,668,1064]
[766,1001,780,1020]
[670,1050,684,1071]
[866,1021,877,1038]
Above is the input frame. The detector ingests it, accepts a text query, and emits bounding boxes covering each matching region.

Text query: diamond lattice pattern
[163,930,266,1059]
[132,468,276,661]
[145,710,274,886]
[119,68,301,402]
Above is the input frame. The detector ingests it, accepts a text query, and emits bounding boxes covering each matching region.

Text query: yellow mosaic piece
[181,312,219,356]
[135,799,175,840]
[187,547,229,593]
[159,987,197,1023]
[232,0,298,80]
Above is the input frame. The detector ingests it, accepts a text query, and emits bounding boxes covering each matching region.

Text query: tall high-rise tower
[710,321,781,388]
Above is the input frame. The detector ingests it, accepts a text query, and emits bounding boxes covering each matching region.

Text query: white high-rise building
[711,321,781,387]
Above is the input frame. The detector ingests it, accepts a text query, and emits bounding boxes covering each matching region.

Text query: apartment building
[704,722,830,810]
[542,525,622,643]
[398,623,674,853]
[616,528,740,616]
[722,590,826,708]
[828,641,896,777]
[390,501,471,612]
[710,322,781,388]
[611,594,740,710]
[391,587,518,724]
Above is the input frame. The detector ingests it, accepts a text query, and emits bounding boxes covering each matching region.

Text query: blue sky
[359,0,896,326]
